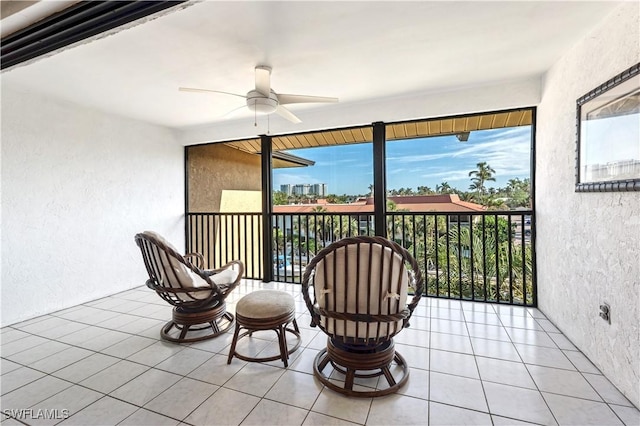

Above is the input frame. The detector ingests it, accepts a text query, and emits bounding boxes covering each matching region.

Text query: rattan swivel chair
[301,236,424,397]
[135,231,243,343]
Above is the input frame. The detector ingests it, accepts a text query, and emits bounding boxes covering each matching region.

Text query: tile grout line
[500,305,561,426]
[462,302,494,424]
[533,314,639,419]
[2,281,638,426]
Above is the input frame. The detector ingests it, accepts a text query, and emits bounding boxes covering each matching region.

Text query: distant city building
[292,184,310,195]
[284,183,328,196]
[280,184,292,195]
[311,183,327,197]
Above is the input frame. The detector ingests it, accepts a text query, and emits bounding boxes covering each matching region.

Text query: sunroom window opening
[272,144,374,207]
[271,136,374,283]
[384,111,533,212]
[186,139,263,278]
[383,109,534,305]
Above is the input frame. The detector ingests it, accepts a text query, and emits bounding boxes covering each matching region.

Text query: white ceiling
[1,1,621,141]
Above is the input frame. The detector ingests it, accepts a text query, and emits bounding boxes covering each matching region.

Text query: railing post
[261,134,274,282]
[530,107,538,307]
[184,146,190,253]
[373,122,387,237]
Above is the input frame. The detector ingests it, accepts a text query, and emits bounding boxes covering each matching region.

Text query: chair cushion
[142,230,210,300]
[141,231,241,302]
[189,269,239,300]
[314,242,409,339]
[142,230,180,252]
[209,269,239,286]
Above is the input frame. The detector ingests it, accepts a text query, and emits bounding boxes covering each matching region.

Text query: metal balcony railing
[187,212,263,280]
[187,210,535,306]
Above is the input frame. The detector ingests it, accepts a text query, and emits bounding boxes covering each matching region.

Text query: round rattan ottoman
[227,290,301,367]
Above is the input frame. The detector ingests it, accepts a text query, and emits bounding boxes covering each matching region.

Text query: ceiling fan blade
[178,87,246,99]
[275,105,302,124]
[223,105,248,119]
[255,66,271,96]
[277,94,339,105]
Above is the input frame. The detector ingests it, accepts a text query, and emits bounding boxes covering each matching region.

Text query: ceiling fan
[179,65,338,124]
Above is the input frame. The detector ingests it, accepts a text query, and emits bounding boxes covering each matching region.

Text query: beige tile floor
[1,280,639,426]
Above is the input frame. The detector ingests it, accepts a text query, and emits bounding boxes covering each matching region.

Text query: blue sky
[273,126,531,195]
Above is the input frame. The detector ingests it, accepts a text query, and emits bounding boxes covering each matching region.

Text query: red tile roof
[273,194,485,213]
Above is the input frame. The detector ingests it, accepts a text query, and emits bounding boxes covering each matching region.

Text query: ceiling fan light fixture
[246,89,278,114]
[180,66,337,124]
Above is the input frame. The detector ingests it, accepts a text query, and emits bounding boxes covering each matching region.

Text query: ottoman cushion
[236,290,295,319]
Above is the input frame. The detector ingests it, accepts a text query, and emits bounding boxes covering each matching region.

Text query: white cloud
[387,152,453,163]
[420,169,471,182]
[388,168,407,175]
[391,127,531,189]
[279,126,532,193]
[387,128,530,167]
[273,172,319,186]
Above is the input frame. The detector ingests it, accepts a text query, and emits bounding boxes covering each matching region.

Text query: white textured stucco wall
[537,3,640,408]
[1,87,185,326]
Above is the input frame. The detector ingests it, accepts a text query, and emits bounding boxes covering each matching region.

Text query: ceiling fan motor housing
[246,89,278,114]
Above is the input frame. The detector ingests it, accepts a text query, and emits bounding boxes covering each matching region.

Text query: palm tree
[468,162,496,192]
[505,177,531,208]
[468,180,483,194]
[435,217,532,303]
[417,185,433,195]
[506,178,520,195]
[436,181,453,194]
[468,162,496,206]
[330,214,359,240]
[303,207,331,252]
[385,200,414,247]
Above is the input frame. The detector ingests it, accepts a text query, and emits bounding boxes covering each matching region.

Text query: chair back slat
[145,239,181,288]
[365,243,373,340]
[135,232,219,308]
[134,232,244,343]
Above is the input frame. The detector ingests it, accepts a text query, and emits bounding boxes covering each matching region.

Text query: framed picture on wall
[575,62,640,192]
